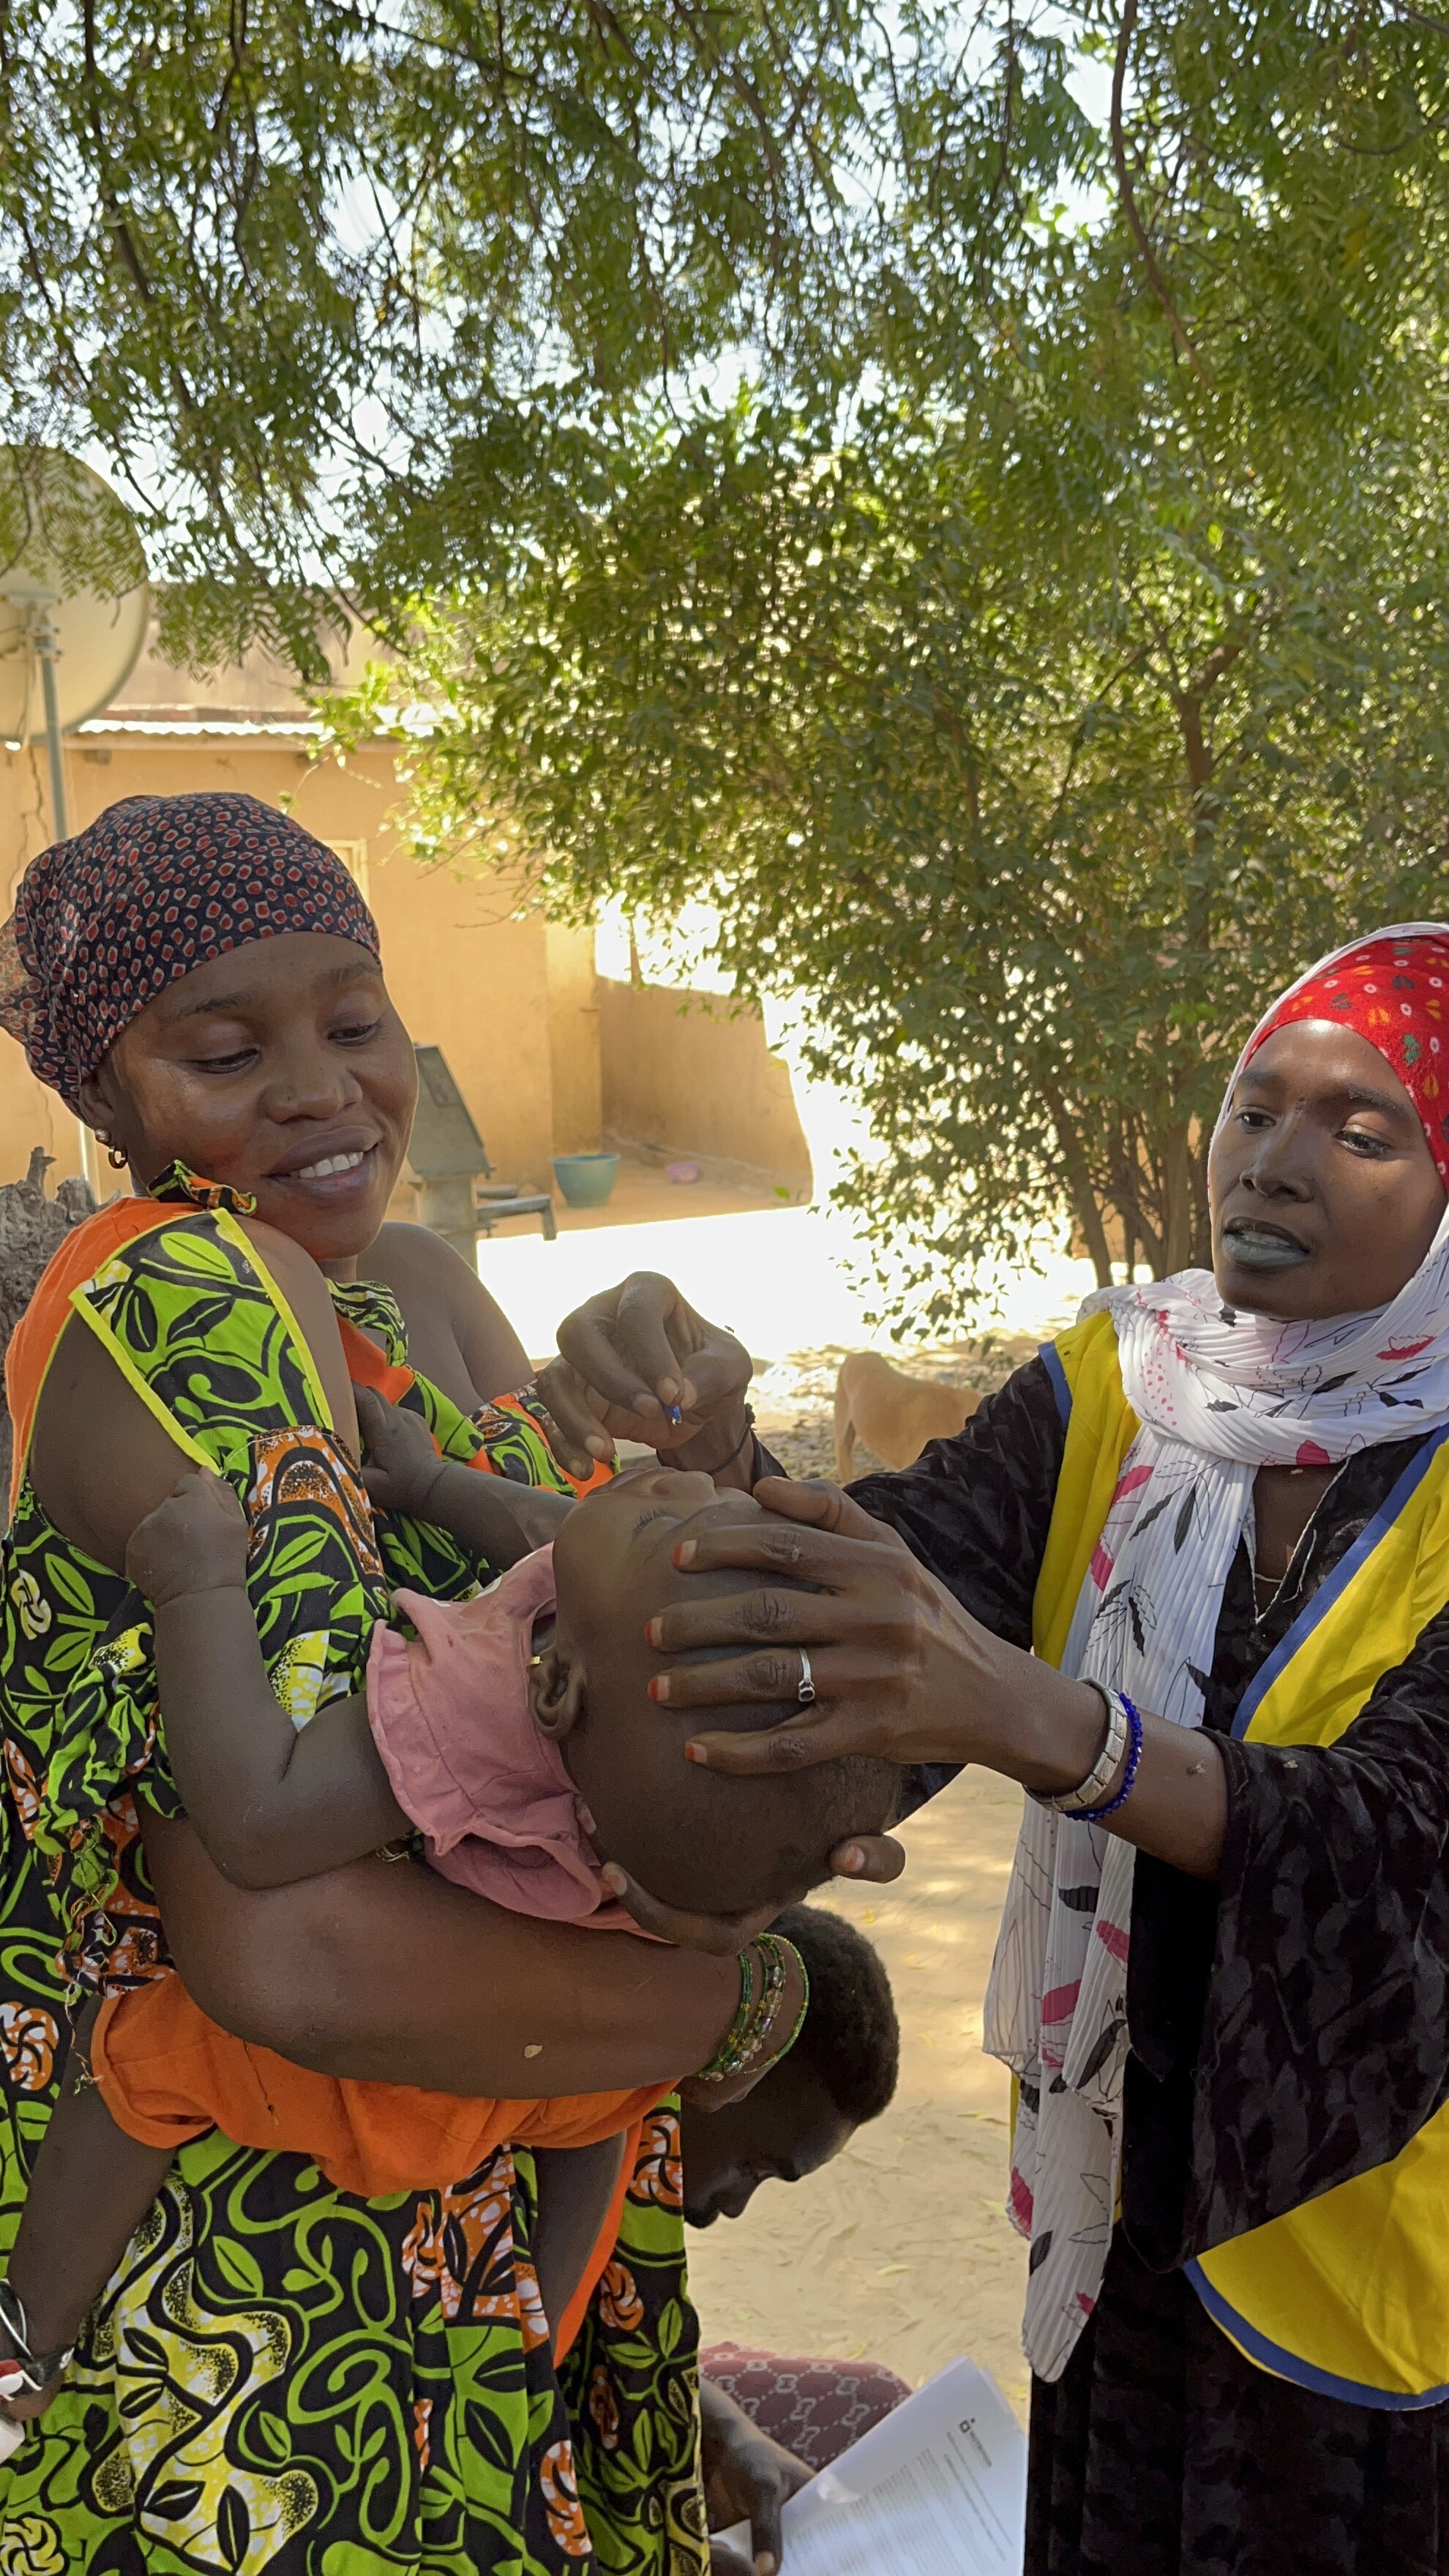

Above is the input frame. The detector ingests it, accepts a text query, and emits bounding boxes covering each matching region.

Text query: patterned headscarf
[1244,926,1449,1193]
[0,793,380,1110]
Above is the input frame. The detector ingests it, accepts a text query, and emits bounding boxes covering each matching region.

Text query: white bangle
[1033,1682,1129,1816]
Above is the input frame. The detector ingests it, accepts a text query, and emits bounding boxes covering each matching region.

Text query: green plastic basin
[552,1152,620,1208]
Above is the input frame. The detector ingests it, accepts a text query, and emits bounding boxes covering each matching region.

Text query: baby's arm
[125,1475,410,1888]
[355,1383,572,1559]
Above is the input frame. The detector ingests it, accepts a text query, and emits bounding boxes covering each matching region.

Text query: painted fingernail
[645,1618,663,1646]
[674,1539,697,1566]
[685,1741,708,1764]
[650,1675,671,1702]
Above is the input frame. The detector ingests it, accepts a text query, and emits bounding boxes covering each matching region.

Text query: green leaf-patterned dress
[0,1183,709,2575]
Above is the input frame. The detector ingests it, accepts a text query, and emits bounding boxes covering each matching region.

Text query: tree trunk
[1188,1126,1213,1266]
[0,1149,96,1516]
[1167,638,1243,1275]
[1107,1115,1165,1276]
[1160,1120,1197,1276]
[1044,1085,1114,1287]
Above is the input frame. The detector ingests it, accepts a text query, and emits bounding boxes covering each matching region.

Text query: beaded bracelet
[1073,1691,1145,1821]
[699,1947,758,2081]
[707,1936,787,2081]
[1033,1680,1126,1815]
[768,1940,812,2065]
[697,1933,809,2083]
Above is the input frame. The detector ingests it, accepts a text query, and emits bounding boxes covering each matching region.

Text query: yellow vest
[1036,1311,1449,2411]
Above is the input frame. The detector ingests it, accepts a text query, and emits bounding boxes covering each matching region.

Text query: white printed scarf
[983,924,1449,2382]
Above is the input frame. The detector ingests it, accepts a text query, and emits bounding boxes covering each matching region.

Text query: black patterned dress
[0,1188,706,2575]
[853,1360,1449,2576]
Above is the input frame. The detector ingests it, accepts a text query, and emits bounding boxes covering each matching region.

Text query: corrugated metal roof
[78,716,316,738]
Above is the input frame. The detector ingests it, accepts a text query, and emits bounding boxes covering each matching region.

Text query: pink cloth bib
[365,1546,633,1928]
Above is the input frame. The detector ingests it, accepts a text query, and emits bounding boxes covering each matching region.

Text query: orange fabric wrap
[336,1317,418,1410]
[6,1196,175,1516]
[92,1977,667,2201]
[337,1321,615,1495]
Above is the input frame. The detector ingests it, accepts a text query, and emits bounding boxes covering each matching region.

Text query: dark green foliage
[11,2,1449,1314]
[330,6,1449,1316]
[2,0,1055,660]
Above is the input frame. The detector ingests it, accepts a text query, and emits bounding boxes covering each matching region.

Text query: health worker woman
[547,925,1449,2576]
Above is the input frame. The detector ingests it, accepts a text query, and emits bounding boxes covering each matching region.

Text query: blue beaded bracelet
[1074,1691,1144,1821]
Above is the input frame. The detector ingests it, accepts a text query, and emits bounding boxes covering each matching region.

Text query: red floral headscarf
[1243,926,1449,1194]
[0,793,380,1111]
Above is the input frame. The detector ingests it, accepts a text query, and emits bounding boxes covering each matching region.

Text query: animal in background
[833,1351,982,1480]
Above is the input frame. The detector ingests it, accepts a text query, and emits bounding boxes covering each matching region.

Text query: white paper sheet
[715,2356,1026,2575]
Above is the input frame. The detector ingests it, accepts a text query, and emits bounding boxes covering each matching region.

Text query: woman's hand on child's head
[599,1837,904,1956]
[353,1385,448,1518]
[829,1832,906,1884]
[124,1472,250,1607]
[599,1862,781,1955]
[648,1475,984,1775]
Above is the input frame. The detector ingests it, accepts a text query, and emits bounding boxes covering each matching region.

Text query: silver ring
[797,1649,817,1707]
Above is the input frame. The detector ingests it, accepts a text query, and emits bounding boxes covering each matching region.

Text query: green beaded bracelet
[697,1933,809,2083]
[698,1947,758,2081]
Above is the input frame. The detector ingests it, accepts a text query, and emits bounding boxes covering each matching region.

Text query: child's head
[678,1902,899,2227]
[528,1466,902,1915]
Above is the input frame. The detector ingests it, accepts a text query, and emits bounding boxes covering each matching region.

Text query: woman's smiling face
[1210,1020,1446,1319]
[78,932,418,1269]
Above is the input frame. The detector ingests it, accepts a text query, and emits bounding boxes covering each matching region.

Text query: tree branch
[1042,1082,1114,1287]
[1110,0,1213,387]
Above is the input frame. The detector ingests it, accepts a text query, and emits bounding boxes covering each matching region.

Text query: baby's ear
[528,1644,587,1741]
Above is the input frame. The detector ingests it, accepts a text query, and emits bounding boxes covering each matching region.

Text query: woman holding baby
[546,926,1449,2576]
[0,793,842,2574]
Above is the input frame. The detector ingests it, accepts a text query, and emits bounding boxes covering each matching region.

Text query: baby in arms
[0,1393,901,2418]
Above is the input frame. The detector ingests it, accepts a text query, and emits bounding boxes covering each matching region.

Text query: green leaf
[213,2237,266,2301]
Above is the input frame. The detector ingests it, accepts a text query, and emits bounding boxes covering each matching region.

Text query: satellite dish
[0,448,150,836]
